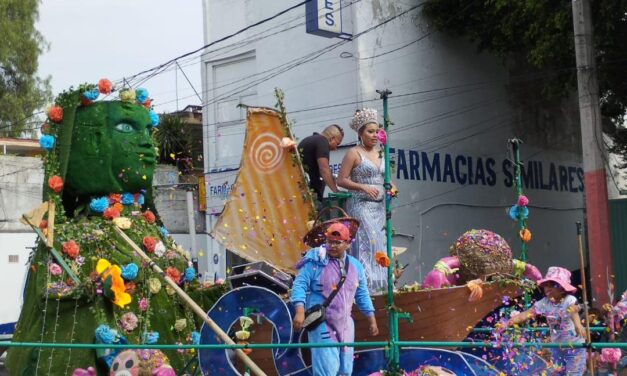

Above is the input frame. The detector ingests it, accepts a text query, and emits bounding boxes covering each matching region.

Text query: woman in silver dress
[337,108,390,294]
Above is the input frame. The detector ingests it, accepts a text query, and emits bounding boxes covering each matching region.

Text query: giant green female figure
[6,83,222,375]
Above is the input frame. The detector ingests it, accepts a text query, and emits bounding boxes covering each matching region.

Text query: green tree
[152,113,194,170]
[422,0,627,160]
[0,0,51,137]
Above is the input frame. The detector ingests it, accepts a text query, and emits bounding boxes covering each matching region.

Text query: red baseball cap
[325,222,351,242]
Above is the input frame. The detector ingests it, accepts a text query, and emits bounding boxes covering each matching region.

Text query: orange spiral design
[248,132,283,174]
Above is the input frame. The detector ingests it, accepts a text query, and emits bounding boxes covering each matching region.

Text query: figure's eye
[115,122,135,133]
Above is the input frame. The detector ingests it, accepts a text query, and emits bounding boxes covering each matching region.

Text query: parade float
[7,83,618,375]
[6,82,230,375]
[195,90,545,375]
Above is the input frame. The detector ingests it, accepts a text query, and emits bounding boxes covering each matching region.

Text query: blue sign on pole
[306,0,351,39]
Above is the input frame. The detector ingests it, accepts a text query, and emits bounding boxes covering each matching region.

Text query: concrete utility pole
[571,0,614,307]
[186,189,198,259]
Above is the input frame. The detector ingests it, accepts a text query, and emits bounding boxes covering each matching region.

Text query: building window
[8,255,18,263]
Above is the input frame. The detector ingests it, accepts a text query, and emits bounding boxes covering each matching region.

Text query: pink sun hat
[537,266,577,293]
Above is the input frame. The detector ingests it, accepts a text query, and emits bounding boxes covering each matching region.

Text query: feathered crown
[349,108,379,132]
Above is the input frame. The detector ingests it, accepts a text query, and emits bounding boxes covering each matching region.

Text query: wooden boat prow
[354,282,521,344]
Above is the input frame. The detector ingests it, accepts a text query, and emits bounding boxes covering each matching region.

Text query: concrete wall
[0,233,35,324]
[0,156,43,324]
[0,156,43,232]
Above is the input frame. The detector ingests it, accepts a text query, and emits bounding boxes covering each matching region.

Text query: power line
[120,1,309,87]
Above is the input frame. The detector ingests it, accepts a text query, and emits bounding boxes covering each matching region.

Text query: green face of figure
[64,101,156,195]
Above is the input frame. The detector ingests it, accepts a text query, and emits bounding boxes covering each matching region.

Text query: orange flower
[166,266,181,283]
[519,229,532,243]
[62,240,80,259]
[143,236,158,253]
[103,207,121,220]
[39,219,48,229]
[48,175,64,193]
[375,251,390,267]
[97,259,131,308]
[143,98,153,109]
[238,341,252,355]
[143,210,156,224]
[48,105,63,123]
[113,203,124,212]
[98,78,113,94]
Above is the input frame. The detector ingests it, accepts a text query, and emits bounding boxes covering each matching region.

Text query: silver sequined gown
[346,150,387,294]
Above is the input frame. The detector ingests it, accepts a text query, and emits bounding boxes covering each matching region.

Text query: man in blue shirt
[291,222,378,375]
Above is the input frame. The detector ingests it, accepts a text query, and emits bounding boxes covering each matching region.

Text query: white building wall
[201,0,608,283]
[0,156,43,325]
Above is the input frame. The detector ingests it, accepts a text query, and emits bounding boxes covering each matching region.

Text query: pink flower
[72,367,96,376]
[139,297,149,312]
[517,195,529,206]
[600,348,621,364]
[119,312,138,332]
[49,263,62,276]
[377,129,387,145]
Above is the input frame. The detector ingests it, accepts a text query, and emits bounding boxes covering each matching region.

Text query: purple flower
[139,297,149,312]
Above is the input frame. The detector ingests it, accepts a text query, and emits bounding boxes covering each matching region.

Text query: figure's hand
[362,185,380,200]
[293,309,305,332]
[369,319,379,336]
[575,323,586,339]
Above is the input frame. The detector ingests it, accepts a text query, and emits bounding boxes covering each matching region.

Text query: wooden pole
[113,226,267,376]
[576,221,595,375]
[47,200,55,248]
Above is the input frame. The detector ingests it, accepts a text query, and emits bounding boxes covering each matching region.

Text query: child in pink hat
[498,266,587,375]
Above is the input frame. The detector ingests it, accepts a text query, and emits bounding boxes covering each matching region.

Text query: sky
[36,0,204,114]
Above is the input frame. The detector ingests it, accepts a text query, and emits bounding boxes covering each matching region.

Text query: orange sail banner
[210,108,315,271]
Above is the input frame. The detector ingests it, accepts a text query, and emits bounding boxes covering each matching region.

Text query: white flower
[154,241,166,257]
[235,330,250,340]
[174,318,187,332]
[112,217,132,230]
[239,316,254,330]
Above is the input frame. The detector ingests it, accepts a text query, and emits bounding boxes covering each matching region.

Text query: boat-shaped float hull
[199,283,520,375]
